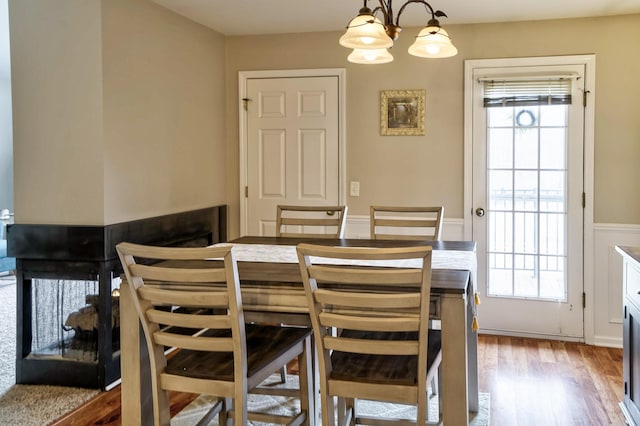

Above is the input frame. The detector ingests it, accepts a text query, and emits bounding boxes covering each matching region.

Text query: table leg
[440,293,470,426]
[467,288,479,413]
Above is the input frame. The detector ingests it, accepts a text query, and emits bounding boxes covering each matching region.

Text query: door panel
[300,130,328,198]
[246,76,339,236]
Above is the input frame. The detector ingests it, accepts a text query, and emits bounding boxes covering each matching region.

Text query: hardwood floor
[52,335,625,425]
[478,335,624,426]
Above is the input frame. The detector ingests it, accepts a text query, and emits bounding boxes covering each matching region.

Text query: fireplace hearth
[7,206,226,389]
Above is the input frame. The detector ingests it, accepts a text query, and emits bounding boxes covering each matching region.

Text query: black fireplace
[6,205,227,389]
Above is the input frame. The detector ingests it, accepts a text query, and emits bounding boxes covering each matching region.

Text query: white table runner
[213,243,477,293]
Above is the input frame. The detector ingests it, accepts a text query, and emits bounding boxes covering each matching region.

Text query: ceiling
[152,0,640,36]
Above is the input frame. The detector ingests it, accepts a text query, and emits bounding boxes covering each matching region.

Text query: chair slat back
[296,242,432,356]
[370,205,444,241]
[118,243,315,426]
[116,242,245,383]
[298,243,441,424]
[276,205,348,238]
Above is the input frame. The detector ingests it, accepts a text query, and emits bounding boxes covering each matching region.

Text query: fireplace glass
[30,277,121,362]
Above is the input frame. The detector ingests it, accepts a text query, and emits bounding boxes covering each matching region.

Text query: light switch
[350,181,360,197]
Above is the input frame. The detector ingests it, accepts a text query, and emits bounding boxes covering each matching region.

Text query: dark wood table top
[231,236,476,252]
[226,236,474,294]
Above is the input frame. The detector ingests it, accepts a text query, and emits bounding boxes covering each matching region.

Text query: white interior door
[469,60,587,338]
[241,73,342,236]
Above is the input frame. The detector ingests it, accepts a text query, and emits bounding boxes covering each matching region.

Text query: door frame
[463,55,596,342]
[238,68,347,236]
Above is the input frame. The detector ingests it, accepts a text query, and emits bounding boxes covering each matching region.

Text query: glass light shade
[347,48,393,64]
[339,14,393,49]
[408,26,458,58]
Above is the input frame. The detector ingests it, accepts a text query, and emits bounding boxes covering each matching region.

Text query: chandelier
[339,0,457,64]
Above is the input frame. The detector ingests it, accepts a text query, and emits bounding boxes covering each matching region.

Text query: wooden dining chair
[370,205,445,395]
[276,205,348,239]
[370,206,444,241]
[116,242,314,426]
[296,243,442,426]
[274,204,348,382]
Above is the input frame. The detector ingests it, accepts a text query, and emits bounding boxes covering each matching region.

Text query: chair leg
[337,397,347,425]
[438,366,443,422]
[298,336,315,426]
[279,365,287,383]
[154,385,171,426]
[322,393,336,426]
[219,397,231,426]
[232,392,247,426]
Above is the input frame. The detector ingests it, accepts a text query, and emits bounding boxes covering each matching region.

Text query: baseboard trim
[479,329,585,343]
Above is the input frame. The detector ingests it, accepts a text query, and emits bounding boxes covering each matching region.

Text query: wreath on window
[516,109,536,127]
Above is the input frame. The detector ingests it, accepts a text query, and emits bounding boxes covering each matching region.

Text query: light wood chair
[276,205,348,239]
[116,242,314,426]
[370,205,445,395]
[296,243,442,426]
[275,204,348,382]
[370,206,444,241]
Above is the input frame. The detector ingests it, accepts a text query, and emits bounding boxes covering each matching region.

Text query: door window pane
[540,213,565,256]
[489,129,513,169]
[540,171,565,213]
[489,211,512,253]
[514,171,538,211]
[487,104,569,302]
[489,170,513,210]
[488,107,513,127]
[514,128,538,170]
[514,212,537,254]
[489,253,513,296]
[540,128,566,169]
[539,105,567,127]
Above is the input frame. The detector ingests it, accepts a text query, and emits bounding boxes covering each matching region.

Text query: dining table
[119,236,479,426]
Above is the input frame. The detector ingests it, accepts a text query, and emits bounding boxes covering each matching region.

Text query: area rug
[172,375,490,425]
[0,276,100,425]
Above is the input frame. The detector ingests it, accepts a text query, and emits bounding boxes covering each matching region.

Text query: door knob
[475,208,485,217]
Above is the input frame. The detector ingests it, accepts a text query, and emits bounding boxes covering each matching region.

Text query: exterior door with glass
[469,60,587,338]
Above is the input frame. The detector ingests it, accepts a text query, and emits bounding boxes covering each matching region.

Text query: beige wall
[10,0,105,224]
[9,5,639,233]
[9,0,227,225]
[225,14,640,238]
[101,0,227,224]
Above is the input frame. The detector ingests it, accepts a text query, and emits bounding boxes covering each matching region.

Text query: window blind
[483,78,572,108]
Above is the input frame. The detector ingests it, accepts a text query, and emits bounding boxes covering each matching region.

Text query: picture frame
[380,89,426,136]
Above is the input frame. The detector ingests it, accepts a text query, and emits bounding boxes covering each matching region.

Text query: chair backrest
[276,205,348,238]
[116,243,246,411]
[296,243,433,402]
[370,205,444,241]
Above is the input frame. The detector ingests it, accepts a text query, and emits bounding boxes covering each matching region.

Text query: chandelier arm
[372,0,392,26]
[396,0,437,26]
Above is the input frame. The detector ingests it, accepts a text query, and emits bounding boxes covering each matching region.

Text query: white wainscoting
[344,215,465,241]
[591,223,640,348]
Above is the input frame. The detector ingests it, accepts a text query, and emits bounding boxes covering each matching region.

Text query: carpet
[172,375,490,425]
[0,275,100,425]
[0,384,99,426]
[0,274,17,394]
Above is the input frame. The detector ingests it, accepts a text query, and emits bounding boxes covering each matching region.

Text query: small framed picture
[380,89,426,136]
